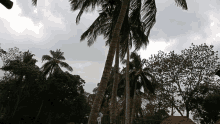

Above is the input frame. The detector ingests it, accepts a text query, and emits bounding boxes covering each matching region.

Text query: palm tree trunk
[87,0,130,123]
[110,35,120,124]
[131,82,137,124]
[125,45,130,124]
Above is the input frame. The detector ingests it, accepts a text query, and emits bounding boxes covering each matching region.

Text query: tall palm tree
[41,49,73,79]
[31,0,188,124]
[120,51,157,123]
[78,0,151,123]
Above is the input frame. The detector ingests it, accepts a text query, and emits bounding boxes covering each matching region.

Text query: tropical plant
[79,0,152,122]
[119,51,157,123]
[41,49,73,79]
[31,0,188,123]
[0,50,40,118]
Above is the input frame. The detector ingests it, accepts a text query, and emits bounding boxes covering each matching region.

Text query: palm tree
[41,49,73,79]
[40,49,73,124]
[78,0,151,123]
[120,51,157,123]
[31,0,188,124]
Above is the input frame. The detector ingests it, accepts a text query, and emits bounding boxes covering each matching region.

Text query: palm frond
[32,0,37,6]
[143,71,154,79]
[129,0,149,51]
[81,18,111,46]
[59,62,73,72]
[42,55,52,62]
[42,64,52,78]
[141,0,157,42]
[131,23,148,51]
[140,72,155,95]
[56,56,65,62]
[174,0,188,10]
[49,50,56,58]
[69,0,105,24]
[41,61,52,71]
[119,33,130,61]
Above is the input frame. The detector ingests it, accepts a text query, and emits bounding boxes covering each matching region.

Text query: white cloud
[0,1,44,39]
[139,39,172,60]
[210,21,215,27]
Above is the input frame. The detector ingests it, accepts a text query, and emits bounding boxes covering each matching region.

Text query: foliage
[190,83,220,124]
[41,49,73,79]
[0,48,90,124]
[145,43,220,118]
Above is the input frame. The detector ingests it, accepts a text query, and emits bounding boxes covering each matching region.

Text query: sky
[1,0,220,123]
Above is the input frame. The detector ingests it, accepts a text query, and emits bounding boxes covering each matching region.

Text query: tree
[0,0,13,9]
[41,49,73,79]
[119,51,157,123]
[0,49,44,123]
[189,81,220,124]
[0,48,89,124]
[0,46,24,81]
[0,67,88,124]
[79,0,151,123]
[146,43,220,118]
[0,50,40,119]
[31,0,188,123]
[195,92,220,124]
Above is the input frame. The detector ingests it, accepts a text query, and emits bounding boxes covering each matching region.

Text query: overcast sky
[1,0,220,122]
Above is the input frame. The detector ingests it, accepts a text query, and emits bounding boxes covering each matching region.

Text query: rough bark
[125,46,130,124]
[87,0,130,123]
[110,36,120,124]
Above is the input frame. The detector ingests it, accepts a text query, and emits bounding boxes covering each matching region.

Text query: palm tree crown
[41,49,73,78]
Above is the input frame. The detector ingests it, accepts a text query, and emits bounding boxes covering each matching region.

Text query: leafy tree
[197,93,220,124]
[189,81,220,124]
[0,48,90,124]
[0,50,40,119]
[146,43,220,118]
[0,46,23,81]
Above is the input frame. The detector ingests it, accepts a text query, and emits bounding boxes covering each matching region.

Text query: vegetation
[0,47,90,124]
[1,0,220,124]
[0,43,220,124]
